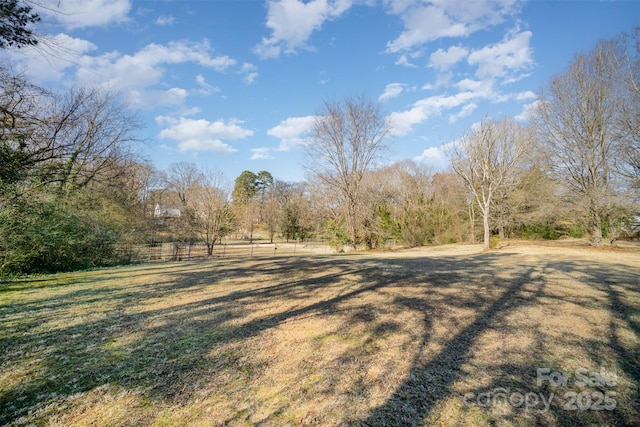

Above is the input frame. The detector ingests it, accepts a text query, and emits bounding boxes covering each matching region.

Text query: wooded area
[0,10,638,276]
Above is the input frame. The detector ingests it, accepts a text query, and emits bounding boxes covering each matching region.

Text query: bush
[325,219,350,251]
[516,223,585,240]
[489,235,500,249]
[0,196,127,277]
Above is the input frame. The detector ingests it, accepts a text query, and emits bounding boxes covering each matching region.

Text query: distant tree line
[0,21,638,276]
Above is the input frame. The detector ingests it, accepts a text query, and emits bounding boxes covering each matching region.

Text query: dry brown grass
[1,240,638,426]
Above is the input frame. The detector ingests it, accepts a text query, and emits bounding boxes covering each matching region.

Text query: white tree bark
[451,119,531,250]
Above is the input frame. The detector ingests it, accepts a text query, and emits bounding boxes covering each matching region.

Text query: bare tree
[431,171,471,243]
[166,162,202,207]
[450,118,531,250]
[306,94,390,249]
[166,163,235,256]
[0,66,140,196]
[190,171,235,256]
[277,180,315,242]
[613,28,640,195]
[51,88,140,195]
[100,159,164,221]
[534,41,622,245]
[262,180,280,243]
[375,160,433,247]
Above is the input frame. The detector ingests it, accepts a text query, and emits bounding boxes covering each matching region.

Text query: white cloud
[379,83,405,102]
[267,115,316,150]
[157,116,253,153]
[388,31,536,136]
[35,0,132,29]
[8,34,244,109]
[77,39,235,89]
[156,15,176,25]
[251,148,274,160]
[395,54,414,68]
[135,40,235,71]
[434,71,454,87]
[253,39,282,59]
[130,88,188,109]
[515,90,537,101]
[387,52,538,135]
[240,63,259,85]
[413,140,457,169]
[7,33,97,83]
[429,45,469,71]
[182,107,202,116]
[455,78,496,98]
[414,146,444,163]
[387,62,541,134]
[448,102,477,123]
[388,91,477,136]
[386,0,519,53]
[195,74,220,95]
[254,0,353,59]
[467,29,533,80]
[514,100,540,122]
[73,40,235,106]
[386,3,467,53]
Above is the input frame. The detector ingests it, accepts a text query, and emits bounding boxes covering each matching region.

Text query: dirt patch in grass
[1,241,639,426]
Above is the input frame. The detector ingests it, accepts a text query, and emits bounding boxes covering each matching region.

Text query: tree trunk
[609,215,617,246]
[591,213,603,246]
[469,202,475,243]
[483,209,490,251]
[348,197,358,250]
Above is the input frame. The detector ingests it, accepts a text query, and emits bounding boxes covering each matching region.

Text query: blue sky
[4,0,639,182]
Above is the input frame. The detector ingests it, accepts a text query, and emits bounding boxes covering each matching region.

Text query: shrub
[489,235,500,249]
[325,219,350,251]
[516,223,585,240]
[0,196,127,277]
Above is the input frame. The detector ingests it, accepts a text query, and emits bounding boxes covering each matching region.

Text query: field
[1,241,639,426]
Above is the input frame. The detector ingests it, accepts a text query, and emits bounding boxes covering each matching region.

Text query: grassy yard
[1,241,639,426]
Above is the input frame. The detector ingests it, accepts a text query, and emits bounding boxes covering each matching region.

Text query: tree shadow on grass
[0,252,498,424]
[550,260,640,424]
[1,250,639,425]
[359,264,542,426]
[358,257,640,426]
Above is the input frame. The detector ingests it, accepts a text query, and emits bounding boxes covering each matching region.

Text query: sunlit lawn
[1,242,638,426]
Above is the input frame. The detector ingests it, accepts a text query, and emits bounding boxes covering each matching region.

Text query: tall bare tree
[450,118,531,250]
[51,88,140,195]
[306,94,390,249]
[277,180,315,242]
[166,163,235,255]
[166,162,202,207]
[613,28,640,195]
[534,41,622,245]
[189,171,235,256]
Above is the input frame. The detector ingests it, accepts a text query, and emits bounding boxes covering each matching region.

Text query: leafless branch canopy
[305,94,390,248]
[451,118,531,249]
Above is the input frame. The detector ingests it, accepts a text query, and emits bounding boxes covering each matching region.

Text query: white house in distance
[631,214,640,234]
[154,204,181,223]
